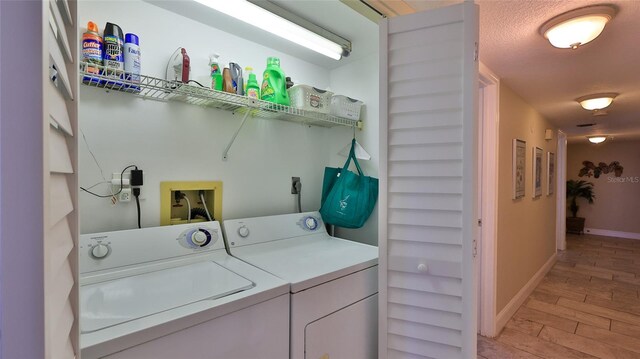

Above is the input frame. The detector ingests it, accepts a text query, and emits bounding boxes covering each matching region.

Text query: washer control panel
[80,221,224,275]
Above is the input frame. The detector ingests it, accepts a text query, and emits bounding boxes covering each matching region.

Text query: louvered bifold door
[45,0,79,358]
[379,2,479,358]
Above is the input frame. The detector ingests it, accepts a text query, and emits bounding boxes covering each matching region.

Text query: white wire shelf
[79,62,361,128]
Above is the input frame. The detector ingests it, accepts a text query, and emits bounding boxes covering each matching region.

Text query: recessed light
[540,5,616,49]
[576,93,618,111]
[588,136,607,144]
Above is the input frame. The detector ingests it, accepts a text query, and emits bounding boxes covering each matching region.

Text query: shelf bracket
[222,108,252,161]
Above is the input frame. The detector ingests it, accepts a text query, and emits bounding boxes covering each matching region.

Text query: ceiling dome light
[588,136,607,144]
[540,5,616,49]
[576,93,618,110]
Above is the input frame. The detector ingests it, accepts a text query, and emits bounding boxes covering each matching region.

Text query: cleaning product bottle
[222,67,234,93]
[124,33,140,91]
[245,67,260,100]
[209,54,223,91]
[229,62,244,95]
[180,48,190,83]
[261,57,290,106]
[102,22,125,88]
[81,21,103,85]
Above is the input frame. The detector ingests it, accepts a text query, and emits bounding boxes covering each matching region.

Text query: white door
[476,85,484,330]
[45,0,79,357]
[378,2,479,358]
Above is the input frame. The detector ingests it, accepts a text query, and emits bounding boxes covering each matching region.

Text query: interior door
[378,2,479,358]
[45,0,80,357]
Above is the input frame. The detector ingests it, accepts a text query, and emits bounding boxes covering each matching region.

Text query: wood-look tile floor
[478,233,640,359]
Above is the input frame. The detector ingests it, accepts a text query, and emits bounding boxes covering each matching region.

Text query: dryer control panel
[224,212,325,248]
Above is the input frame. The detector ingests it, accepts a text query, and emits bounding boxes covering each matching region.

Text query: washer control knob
[91,243,110,259]
[191,230,208,246]
[304,216,318,231]
[238,226,250,238]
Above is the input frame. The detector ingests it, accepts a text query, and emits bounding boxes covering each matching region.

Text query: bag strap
[341,138,364,176]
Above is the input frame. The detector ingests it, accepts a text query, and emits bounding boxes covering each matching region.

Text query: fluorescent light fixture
[194,0,345,60]
[588,136,607,144]
[540,5,616,49]
[576,93,618,111]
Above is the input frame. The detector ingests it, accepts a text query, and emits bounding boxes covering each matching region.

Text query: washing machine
[223,211,378,359]
[79,221,289,359]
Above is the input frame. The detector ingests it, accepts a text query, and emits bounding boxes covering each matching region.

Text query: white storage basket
[288,85,333,114]
[330,95,363,120]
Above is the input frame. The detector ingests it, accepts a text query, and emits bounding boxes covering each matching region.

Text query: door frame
[478,62,499,337]
[556,130,567,250]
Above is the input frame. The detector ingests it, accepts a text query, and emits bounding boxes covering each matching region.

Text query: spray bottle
[209,54,223,91]
[81,21,103,84]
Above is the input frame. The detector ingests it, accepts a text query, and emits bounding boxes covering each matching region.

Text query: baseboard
[584,228,640,240]
[495,253,557,333]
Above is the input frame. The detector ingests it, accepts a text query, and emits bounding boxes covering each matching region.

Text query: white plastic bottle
[124,33,140,89]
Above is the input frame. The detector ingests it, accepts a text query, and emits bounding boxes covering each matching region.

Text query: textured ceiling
[382,0,640,141]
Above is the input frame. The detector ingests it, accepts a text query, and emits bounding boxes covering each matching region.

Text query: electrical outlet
[291,177,301,194]
[119,188,132,202]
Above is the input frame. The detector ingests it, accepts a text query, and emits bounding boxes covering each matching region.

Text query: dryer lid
[80,261,254,333]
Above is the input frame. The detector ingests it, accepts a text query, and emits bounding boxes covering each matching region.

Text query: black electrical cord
[296,181,302,213]
[187,79,207,88]
[133,187,141,228]
[81,165,137,198]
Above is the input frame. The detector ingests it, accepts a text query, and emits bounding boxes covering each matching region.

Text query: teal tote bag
[320,139,378,228]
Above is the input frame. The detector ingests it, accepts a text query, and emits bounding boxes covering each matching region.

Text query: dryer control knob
[91,243,110,259]
[191,230,208,246]
[238,226,250,238]
[304,217,318,231]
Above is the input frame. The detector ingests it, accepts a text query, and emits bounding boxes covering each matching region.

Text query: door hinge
[474,42,478,62]
[473,239,478,257]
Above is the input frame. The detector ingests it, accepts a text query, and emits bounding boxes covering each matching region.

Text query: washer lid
[80,261,254,333]
[230,234,378,293]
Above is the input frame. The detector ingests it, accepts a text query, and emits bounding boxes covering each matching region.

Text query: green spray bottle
[261,57,290,106]
[209,53,223,91]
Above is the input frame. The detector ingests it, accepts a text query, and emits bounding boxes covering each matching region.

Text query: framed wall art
[533,146,543,198]
[547,152,555,195]
[513,139,526,199]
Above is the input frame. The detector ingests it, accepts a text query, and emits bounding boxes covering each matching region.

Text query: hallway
[478,234,640,358]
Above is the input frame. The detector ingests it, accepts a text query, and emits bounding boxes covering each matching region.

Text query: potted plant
[566,180,595,234]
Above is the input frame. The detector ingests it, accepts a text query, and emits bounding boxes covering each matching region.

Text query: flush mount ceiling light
[194,0,350,60]
[540,5,616,49]
[576,93,618,110]
[588,136,607,144]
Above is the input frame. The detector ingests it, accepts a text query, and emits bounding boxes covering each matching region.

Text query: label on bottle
[124,44,140,82]
[103,35,124,70]
[261,73,274,100]
[247,88,259,99]
[309,94,321,108]
[82,35,103,75]
[210,63,220,76]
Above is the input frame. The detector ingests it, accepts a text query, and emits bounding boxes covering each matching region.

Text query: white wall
[78,0,379,237]
[326,53,380,245]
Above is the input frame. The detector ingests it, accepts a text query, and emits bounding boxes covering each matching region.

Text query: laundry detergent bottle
[261,57,290,106]
[245,68,260,99]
